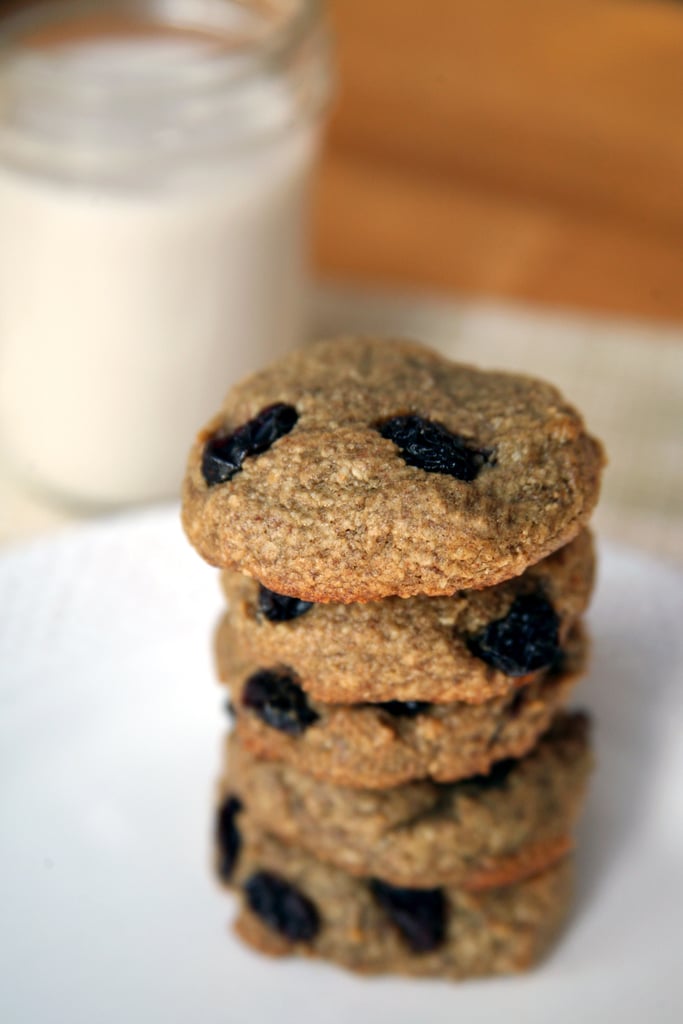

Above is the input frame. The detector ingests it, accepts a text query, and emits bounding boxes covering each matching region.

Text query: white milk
[0,28,323,505]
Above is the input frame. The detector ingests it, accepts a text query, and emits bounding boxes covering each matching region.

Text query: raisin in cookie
[182,338,604,601]
[221,626,587,789]
[221,712,591,889]
[219,529,594,704]
[221,820,573,979]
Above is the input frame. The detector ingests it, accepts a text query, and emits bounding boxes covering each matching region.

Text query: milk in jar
[0,0,330,505]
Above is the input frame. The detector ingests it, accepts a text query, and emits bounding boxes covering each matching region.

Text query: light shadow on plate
[571,549,681,915]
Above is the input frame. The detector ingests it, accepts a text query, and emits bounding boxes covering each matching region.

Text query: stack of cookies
[182,338,604,980]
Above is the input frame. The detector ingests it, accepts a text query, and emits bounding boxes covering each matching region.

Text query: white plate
[1,508,682,1024]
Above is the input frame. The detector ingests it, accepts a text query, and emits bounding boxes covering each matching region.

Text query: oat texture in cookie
[219,624,587,788]
[224,823,574,979]
[221,712,592,888]
[219,529,594,703]
[182,338,604,601]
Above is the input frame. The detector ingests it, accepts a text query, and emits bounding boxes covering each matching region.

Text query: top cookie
[182,338,604,601]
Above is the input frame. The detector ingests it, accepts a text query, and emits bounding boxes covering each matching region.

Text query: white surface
[1,507,683,1024]
[0,26,316,505]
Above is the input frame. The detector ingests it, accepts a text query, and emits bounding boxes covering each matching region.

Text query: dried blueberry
[377,415,490,481]
[258,585,314,623]
[215,795,243,881]
[201,403,298,486]
[370,879,446,953]
[467,594,560,676]
[242,668,319,736]
[245,871,320,942]
[378,701,431,718]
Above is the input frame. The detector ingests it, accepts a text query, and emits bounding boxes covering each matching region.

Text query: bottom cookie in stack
[214,713,592,980]
[224,823,574,981]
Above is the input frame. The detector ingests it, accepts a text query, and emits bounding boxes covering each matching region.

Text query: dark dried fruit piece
[377,415,491,481]
[467,593,561,677]
[245,871,320,942]
[370,879,446,953]
[242,668,319,736]
[258,585,314,623]
[378,700,431,718]
[215,796,243,881]
[201,403,298,486]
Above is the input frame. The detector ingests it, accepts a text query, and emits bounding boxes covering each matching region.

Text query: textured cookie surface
[224,823,573,979]
[221,626,586,788]
[182,338,604,601]
[220,529,594,703]
[221,713,591,888]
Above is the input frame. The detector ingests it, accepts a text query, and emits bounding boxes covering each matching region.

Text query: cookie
[223,822,573,979]
[219,529,594,704]
[182,337,604,602]
[221,625,587,788]
[220,712,591,889]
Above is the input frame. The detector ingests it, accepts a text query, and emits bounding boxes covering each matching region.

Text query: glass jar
[0,0,330,506]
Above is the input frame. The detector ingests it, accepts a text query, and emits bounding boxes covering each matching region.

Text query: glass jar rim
[0,0,330,180]
[0,0,325,99]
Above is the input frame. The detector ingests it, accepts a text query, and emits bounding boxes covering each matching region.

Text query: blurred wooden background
[313,0,683,321]
[2,0,682,321]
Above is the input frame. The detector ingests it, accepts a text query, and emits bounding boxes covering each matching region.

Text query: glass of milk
[0,0,330,506]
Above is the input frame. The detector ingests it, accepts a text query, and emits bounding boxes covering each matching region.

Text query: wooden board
[313,0,683,321]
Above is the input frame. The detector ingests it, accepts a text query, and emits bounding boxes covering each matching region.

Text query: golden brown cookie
[182,338,604,601]
[219,529,594,704]
[220,625,587,788]
[219,712,591,890]
[222,822,573,979]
